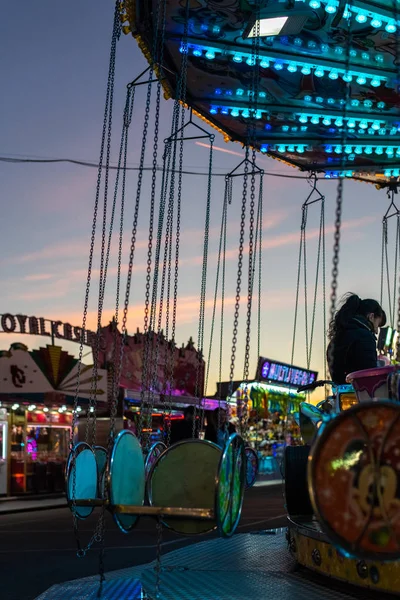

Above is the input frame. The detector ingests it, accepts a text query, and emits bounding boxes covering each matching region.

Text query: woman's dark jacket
[204,423,236,445]
[327,315,377,384]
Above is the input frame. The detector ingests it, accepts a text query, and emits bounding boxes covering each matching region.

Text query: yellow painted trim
[289,526,400,596]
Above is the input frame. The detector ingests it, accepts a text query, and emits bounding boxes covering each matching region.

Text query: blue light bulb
[325,145,333,153]
[299,115,308,124]
[347,119,356,128]
[309,0,321,8]
[297,145,305,153]
[311,116,320,124]
[260,59,270,69]
[367,128,375,135]
[372,121,381,131]
[264,123,272,131]
[221,107,229,115]
[282,125,289,132]
[365,146,373,155]
[371,17,382,29]
[210,106,218,115]
[351,99,360,107]
[288,145,295,152]
[274,62,284,71]
[335,145,342,154]
[321,44,329,53]
[294,38,303,47]
[259,91,267,98]
[287,63,297,73]
[329,70,339,80]
[179,44,187,54]
[350,50,357,58]
[343,73,353,83]
[233,54,242,63]
[377,101,386,109]
[379,128,386,135]
[301,126,308,132]
[375,54,384,63]
[291,126,299,132]
[193,47,202,57]
[356,76,367,85]
[315,67,324,78]
[236,88,244,96]
[391,127,398,136]
[346,171,353,177]
[323,117,331,126]
[386,22,397,34]
[212,25,221,34]
[376,147,383,155]
[316,96,324,103]
[325,2,337,14]
[231,109,239,117]
[215,88,222,95]
[304,95,312,102]
[395,168,400,176]
[386,148,394,157]
[242,109,250,118]
[225,89,233,96]
[360,120,368,129]
[355,146,363,154]
[255,110,262,119]
[356,12,367,24]
[260,145,268,153]
[327,98,335,104]
[345,145,352,154]
[205,50,216,60]
[301,66,312,75]
[335,46,344,55]
[278,145,286,153]
[335,118,343,127]
[246,56,256,66]
[385,170,392,178]
[362,52,370,60]
[363,100,373,108]
[371,78,381,87]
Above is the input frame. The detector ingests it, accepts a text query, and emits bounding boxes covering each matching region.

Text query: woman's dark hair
[328,293,386,339]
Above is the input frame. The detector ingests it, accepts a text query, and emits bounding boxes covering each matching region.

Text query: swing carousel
[36,0,400,599]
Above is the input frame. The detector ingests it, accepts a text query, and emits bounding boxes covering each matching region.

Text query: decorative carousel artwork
[309,402,400,560]
[124,0,400,186]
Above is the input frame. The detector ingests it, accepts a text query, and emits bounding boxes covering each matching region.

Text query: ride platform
[35,528,397,600]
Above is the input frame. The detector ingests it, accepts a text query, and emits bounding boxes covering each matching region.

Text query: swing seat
[244,446,258,489]
[308,401,400,560]
[144,441,166,479]
[65,442,98,520]
[346,365,395,403]
[147,434,246,536]
[67,432,246,538]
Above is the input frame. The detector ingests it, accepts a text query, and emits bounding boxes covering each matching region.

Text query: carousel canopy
[125,0,400,187]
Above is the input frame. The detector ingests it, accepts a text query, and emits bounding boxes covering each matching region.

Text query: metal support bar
[69,500,214,520]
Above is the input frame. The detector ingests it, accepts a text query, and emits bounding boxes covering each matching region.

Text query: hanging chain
[307,198,325,368]
[70,1,120,559]
[381,217,386,307]
[219,179,228,392]
[206,188,228,393]
[228,147,249,418]
[291,206,306,367]
[302,205,309,371]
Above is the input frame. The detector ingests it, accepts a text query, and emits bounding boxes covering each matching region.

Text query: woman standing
[327,293,386,384]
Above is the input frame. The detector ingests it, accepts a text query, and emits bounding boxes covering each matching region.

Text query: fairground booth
[213,356,317,477]
[0,313,107,496]
[96,320,221,445]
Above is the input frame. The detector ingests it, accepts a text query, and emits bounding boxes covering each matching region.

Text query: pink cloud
[23,273,54,281]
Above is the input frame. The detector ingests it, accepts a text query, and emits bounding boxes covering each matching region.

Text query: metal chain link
[194,135,215,435]
[308,198,325,369]
[70,1,121,558]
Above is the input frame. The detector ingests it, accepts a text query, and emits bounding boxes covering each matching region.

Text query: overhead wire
[0,154,329,180]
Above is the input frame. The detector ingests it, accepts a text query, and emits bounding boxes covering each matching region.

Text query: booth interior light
[28,404,36,411]
[11,403,19,411]
[324,144,400,156]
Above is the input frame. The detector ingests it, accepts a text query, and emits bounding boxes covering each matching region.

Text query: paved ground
[0,484,286,600]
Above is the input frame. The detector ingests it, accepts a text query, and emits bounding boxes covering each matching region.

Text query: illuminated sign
[256,357,317,388]
[0,313,97,348]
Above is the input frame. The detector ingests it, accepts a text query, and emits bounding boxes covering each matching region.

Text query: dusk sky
[1,2,395,397]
